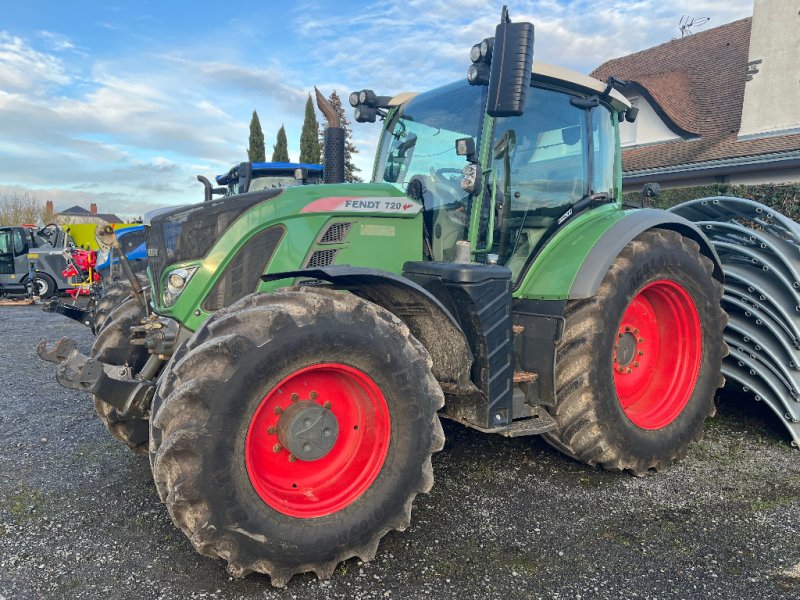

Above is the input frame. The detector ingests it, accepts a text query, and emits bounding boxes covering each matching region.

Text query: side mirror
[642,182,661,199]
[486,7,535,117]
[625,106,639,123]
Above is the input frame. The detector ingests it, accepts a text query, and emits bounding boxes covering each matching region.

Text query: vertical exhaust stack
[315,87,346,184]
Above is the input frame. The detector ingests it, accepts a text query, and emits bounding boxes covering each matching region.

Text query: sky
[0,0,753,219]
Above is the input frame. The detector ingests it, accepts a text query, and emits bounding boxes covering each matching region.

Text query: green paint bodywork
[152,84,658,331]
[154,183,422,332]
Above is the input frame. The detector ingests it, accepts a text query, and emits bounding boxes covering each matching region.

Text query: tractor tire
[24,273,56,299]
[543,229,726,475]
[149,287,445,587]
[91,297,150,453]
[94,273,147,335]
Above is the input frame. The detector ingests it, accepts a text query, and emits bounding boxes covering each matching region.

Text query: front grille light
[163,266,198,307]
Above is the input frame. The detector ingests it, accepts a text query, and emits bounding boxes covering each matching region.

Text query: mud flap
[671,197,800,447]
[37,338,154,417]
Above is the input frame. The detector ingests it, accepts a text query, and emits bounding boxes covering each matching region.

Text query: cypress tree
[247,110,266,162]
[299,94,321,164]
[320,90,362,183]
[271,125,290,162]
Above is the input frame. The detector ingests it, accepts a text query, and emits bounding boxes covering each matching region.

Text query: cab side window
[490,86,588,280]
[12,229,27,255]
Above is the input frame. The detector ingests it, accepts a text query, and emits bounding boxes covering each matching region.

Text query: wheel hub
[277,400,339,461]
[616,332,638,366]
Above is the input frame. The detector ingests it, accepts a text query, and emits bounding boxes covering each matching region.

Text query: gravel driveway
[1,305,799,599]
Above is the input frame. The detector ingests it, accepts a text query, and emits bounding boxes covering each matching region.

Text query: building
[592,0,800,192]
[45,201,122,225]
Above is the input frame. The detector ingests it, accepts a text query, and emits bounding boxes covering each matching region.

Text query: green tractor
[40,8,728,586]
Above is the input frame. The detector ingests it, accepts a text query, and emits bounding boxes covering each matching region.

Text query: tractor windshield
[374,81,486,260]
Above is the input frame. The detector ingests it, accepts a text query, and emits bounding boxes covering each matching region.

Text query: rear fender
[569,209,724,298]
[516,207,723,300]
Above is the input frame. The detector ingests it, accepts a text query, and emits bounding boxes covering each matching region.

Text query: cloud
[0,32,71,92]
[0,1,754,214]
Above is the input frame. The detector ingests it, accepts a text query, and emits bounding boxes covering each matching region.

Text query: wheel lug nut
[274,406,283,415]
[634,362,640,367]
[310,391,318,400]
[290,393,299,402]
[638,350,644,356]
[626,368,632,374]
[288,454,297,463]
[625,326,631,332]
[613,357,619,363]
[638,337,644,343]
[633,328,639,334]
[618,333,624,338]
[267,426,276,435]
[323,401,332,409]
[272,444,282,453]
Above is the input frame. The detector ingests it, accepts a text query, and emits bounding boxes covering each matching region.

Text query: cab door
[11,227,30,275]
[487,85,619,284]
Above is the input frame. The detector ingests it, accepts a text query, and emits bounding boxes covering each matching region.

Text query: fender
[516,207,723,300]
[262,266,476,392]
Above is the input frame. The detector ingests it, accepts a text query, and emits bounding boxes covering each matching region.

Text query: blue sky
[0,0,752,218]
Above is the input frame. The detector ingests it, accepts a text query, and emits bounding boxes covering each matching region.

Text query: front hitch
[42,299,96,330]
[37,338,78,363]
[37,339,155,417]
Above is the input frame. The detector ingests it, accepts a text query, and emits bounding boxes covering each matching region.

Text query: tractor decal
[301,196,422,214]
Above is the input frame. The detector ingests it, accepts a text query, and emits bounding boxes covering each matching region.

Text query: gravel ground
[1,304,799,600]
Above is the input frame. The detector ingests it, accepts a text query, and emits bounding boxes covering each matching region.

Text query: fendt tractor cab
[41,7,731,586]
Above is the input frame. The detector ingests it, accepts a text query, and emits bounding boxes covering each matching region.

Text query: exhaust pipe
[315,87,346,184]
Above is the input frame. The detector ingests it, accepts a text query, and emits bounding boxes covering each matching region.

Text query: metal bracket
[38,338,154,417]
[37,338,78,364]
[42,300,95,330]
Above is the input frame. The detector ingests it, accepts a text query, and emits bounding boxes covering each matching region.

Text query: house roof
[56,206,122,223]
[592,18,800,174]
[60,205,91,215]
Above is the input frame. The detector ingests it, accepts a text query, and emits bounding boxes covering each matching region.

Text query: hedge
[622,183,800,220]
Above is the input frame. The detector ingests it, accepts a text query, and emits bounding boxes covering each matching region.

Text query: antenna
[679,15,710,37]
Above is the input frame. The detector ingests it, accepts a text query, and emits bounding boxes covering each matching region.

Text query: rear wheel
[91,298,150,453]
[149,288,444,586]
[544,229,726,474]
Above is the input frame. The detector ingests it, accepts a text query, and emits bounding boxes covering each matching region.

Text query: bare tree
[0,192,48,226]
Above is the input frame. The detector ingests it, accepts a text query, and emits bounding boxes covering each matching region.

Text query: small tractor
[39,7,799,587]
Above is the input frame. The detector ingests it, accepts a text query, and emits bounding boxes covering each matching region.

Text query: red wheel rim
[245,363,390,518]
[613,280,702,429]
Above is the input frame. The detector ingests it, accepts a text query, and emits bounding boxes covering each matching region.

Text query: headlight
[461,163,482,194]
[163,266,198,307]
[469,43,482,63]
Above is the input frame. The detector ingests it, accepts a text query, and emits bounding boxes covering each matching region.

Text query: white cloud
[0,32,71,92]
[0,1,754,212]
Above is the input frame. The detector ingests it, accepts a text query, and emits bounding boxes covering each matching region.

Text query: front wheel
[149,288,445,586]
[544,229,727,474]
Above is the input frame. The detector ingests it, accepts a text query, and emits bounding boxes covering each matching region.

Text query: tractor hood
[146,183,422,327]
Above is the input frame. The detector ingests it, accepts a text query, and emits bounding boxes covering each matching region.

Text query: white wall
[739,0,800,138]
[620,95,684,147]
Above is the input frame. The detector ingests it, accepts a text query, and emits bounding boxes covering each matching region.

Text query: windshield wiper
[557,193,611,226]
[573,192,611,213]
